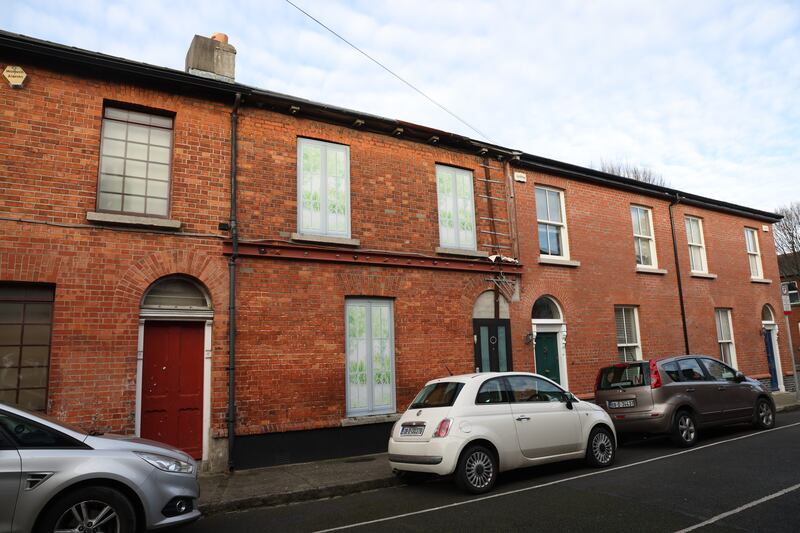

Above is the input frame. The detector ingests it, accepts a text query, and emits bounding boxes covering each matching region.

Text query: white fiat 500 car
[388,372,616,493]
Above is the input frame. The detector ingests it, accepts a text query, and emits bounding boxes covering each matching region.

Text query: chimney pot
[211,32,229,44]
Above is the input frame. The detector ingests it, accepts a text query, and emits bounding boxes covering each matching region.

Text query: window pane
[532,297,560,320]
[148,163,170,181]
[142,278,208,308]
[347,304,368,412]
[102,138,126,157]
[547,190,562,223]
[639,238,652,266]
[631,207,641,235]
[105,108,128,120]
[149,128,172,147]
[99,174,123,193]
[0,303,23,323]
[624,308,637,343]
[150,115,173,128]
[21,346,49,367]
[127,124,149,143]
[123,195,145,213]
[148,145,170,164]
[615,308,626,343]
[0,325,22,345]
[535,188,548,221]
[103,120,127,140]
[0,368,18,388]
[17,388,46,411]
[19,367,47,388]
[749,255,760,278]
[125,159,147,178]
[23,325,50,345]
[0,347,20,368]
[677,359,705,381]
[147,180,169,198]
[538,224,549,255]
[24,304,52,324]
[497,326,507,372]
[547,225,562,256]
[124,177,147,196]
[98,193,122,212]
[125,142,148,160]
[639,209,651,236]
[146,198,168,216]
[101,156,125,175]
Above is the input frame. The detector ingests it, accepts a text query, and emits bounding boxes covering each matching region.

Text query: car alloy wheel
[755,399,775,429]
[456,445,498,494]
[36,486,135,533]
[54,500,120,533]
[591,431,614,465]
[586,426,615,467]
[672,411,697,447]
[465,449,494,489]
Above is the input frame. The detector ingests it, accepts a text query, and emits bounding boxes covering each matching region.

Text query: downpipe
[668,193,690,354]
[227,92,242,471]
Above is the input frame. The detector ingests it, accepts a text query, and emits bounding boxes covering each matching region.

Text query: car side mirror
[734,372,746,383]
[564,393,575,410]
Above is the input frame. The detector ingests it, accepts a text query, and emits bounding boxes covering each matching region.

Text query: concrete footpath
[198,391,800,516]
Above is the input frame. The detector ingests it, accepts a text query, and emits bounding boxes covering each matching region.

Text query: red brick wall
[0,61,231,437]
[510,169,788,395]
[1,56,791,454]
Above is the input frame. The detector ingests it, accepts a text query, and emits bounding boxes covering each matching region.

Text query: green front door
[534,332,560,384]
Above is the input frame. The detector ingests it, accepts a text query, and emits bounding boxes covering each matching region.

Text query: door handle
[515,415,530,421]
[685,388,696,393]
[717,386,726,391]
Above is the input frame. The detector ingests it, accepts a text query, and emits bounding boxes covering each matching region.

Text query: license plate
[400,425,424,436]
[608,400,635,409]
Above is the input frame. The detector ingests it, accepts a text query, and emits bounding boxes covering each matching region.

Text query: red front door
[141,321,204,459]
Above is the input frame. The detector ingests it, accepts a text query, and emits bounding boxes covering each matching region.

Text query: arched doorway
[472,291,512,372]
[137,276,213,460]
[761,304,784,391]
[531,296,567,387]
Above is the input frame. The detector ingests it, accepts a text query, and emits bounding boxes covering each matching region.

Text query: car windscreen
[409,382,464,409]
[597,363,648,390]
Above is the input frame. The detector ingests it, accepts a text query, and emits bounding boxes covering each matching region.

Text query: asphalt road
[187,410,800,532]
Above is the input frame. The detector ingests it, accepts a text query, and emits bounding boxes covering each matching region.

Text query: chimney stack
[185,33,236,83]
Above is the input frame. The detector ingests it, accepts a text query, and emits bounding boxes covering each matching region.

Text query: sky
[2,0,799,212]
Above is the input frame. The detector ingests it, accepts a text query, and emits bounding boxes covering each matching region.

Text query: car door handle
[515,415,530,421]
[717,386,726,391]
[685,388,696,393]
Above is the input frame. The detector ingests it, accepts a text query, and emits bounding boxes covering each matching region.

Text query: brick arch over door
[112,249,227,321]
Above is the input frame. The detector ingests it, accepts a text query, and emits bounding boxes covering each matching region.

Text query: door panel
[473,319,512,372]
[676,358,720,424]
[507,375,580,458]
[0,448,21,531]
[764,330,779,391]
[534,332,560,384]
[142,321,204,459]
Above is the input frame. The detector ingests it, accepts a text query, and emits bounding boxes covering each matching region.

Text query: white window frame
[714,308,737,367]
[345,299,396,417]
[435,164,477,250]
[631,205,658,268]
[685,216,708,273]
[536,186,571,259]
[744,228,763,279]
[614,306,642,362]
[296,138,351,238]
[787,281,800,305]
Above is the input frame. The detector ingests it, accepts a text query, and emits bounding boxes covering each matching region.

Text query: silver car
[0,403,200,533]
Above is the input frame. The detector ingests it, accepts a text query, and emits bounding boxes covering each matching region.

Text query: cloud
[2,0,798,211]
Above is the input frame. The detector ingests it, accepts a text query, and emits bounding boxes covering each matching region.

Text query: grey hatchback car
[595,356,775,446]
[0,403,200,533]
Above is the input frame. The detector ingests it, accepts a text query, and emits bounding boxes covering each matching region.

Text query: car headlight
[136,452,194,474]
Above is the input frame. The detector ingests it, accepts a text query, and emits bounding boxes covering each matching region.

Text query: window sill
[291,233,360,247]
[340,413,400,427]
[86,211,181,230]
[538,256,580,268]
[691,272,718,279]
[435,247,489,258]
[636,266,667,275]
[751,278,772,284]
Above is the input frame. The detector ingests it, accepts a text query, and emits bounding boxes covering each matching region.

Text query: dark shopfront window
[0,284,55,411]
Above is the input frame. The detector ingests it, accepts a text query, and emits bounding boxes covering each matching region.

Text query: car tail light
[650,359,662,389]
[433,418,452,438]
